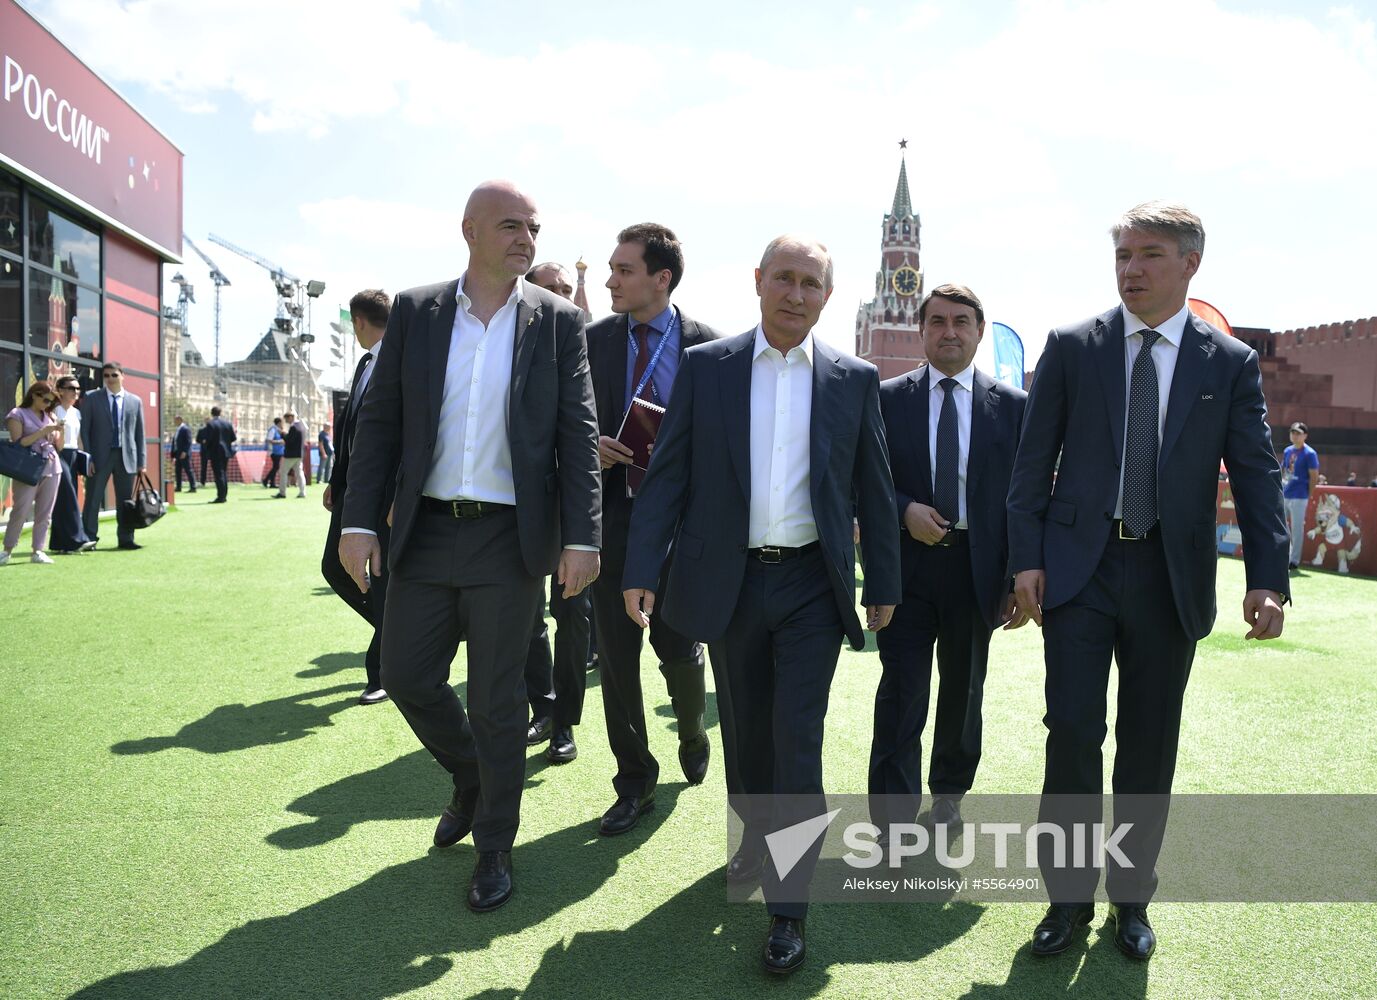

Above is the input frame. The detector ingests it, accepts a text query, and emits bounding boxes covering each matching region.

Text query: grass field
[2,484,1374,999]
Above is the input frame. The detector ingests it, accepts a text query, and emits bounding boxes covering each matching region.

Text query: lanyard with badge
[627,310,678,409]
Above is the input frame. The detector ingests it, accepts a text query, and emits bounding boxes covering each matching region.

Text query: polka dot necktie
[933,377,960,525]
[1122,330,1161,538]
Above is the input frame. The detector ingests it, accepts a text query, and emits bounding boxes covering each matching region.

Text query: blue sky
[27,0,1377,386]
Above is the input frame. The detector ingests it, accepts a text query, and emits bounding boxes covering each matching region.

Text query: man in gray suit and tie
[80,361,146,550]
[339,180,601,915]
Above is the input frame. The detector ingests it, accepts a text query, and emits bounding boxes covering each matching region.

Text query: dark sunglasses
[102,373,121,380]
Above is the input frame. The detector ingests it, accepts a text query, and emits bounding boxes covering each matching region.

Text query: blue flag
[991,322,1025,389]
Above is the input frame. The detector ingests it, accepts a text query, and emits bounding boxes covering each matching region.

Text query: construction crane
[207,232,304,334]
[183,234,231,373]
[207,233,319,414]
[169,272,194,340]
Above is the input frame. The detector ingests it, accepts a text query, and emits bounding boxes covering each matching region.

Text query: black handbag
[119,471,166,530]
[0,441,46,486]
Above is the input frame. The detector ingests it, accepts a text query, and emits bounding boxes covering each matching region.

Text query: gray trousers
[1285,496,1309,565]
[83,452,135,545]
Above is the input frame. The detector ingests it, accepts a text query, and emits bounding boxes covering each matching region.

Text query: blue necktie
[110,394,119,444]
[1122,330,1162,537]
[934,377,960,525]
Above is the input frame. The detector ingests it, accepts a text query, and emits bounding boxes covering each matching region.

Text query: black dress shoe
[598,793,654,836]
[929,796,962,828]
[1031,903,1095,955]
[357,686,389,706]
[546,726,577,764]
[526,715,553,745]
[763,916,806,974]
[433,787,479,849]
[467,851,513,912]
[1109,903,1156,960]
[117,541,143,550]
[678,732,710,785]
[726,846,767,885]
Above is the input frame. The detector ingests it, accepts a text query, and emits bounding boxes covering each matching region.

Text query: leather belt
[422,496,514,519]
[932,528,968,548]
[747,541,820,564]
[1111,519,1153,541]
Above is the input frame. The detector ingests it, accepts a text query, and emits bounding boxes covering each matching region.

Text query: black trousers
[83,452,135,545]
[710,548,843,920]
[1038,529,1195,906]
[174,454,197,491]
[262,454,282,488]
[381,506,543,851]
[199,448,209,483]
[50,449,91,551]
[869,540,991,827]
[524,576,591,727]
[321,504,391,691]
[589,542,706,798]
[210,456,229,501]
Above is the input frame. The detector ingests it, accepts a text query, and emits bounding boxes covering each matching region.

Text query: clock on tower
[892,265,920,297]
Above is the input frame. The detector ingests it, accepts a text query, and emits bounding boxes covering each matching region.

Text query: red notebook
[615,396,666,496]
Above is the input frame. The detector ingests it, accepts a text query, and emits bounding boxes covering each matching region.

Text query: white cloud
[35,0,1370,366]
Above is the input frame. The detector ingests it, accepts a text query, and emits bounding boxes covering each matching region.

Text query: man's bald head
[462,179,540,282]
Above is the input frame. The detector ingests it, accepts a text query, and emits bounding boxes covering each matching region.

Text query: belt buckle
[451,500,478,519]
[757,546,783,564]
[934,530,954,547]
[1118,520,1138,541]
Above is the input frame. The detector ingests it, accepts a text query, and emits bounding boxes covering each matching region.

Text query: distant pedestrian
[172,414,197,493]
[80,361,146,551]
[1346,472,1357,487]
[1282,421,1319,570]
[205,406,237,503]
[262,417,285,489]
[275,411,306,498]
[3,380,63,565]
[318,426,334,484]
[49,376,95,554]
[197,418,212,483]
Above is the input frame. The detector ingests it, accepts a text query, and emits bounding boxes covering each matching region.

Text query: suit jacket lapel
[967,369,997,501]
[1160,314,1212,465]
[510,287,542,404]
[604,313,629,420]
[908,368,932,504]
[720,331,754,501]
[1093,308,1127,468]
[426,281,460,446]
[809,340,844,497]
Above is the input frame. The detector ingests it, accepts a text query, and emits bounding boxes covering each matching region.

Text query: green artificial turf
[1,485,1374,998]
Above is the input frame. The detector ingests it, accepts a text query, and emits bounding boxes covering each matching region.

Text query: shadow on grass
[958,921,1148,999]
[296,651,365,679]
[268,746,558,850]
[110,684,358,755]
[69,786,690,1000]
[520,870,982,997]
[653,688,721,732]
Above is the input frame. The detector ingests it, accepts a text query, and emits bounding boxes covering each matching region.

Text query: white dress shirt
[422,274,522,503]
[56,404,81,449]
[748,325,818,548]
[927,362,976,529]
[1114,301,1190,518]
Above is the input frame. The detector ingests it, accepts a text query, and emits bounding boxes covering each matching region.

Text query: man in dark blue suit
[623,236,901,975]
[203,407,236,503]
[322,289,395,706]
[172,416,197,493]
[869,284,1028,835]
[1008,202,1288,961]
